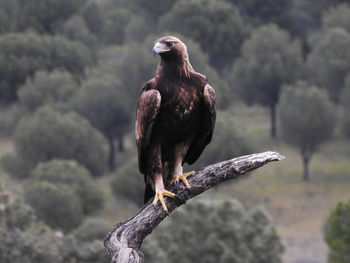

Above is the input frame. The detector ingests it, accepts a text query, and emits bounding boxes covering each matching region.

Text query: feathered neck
[156,53,194,79]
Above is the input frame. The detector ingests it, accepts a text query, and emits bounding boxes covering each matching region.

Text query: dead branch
[104,151,285,263]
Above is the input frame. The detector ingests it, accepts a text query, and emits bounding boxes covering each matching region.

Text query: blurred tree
[324,199,350,263]
[73,217,110,242]
[81,0,104,35]
[31,159,105,214]
[307,28,350,103]
[225,0,292,28]
[340,75,350,138]
[278,82,336,181]
[70,76,132,171]
[0,103,22,136]
[1,153,34,179]
[18,70,79,113]
[193,111,252,169]
[289,0,348,39]
[61,15,98,49]
[98,43,155,104]
[101,8,132,45]
[143,198,284,263]
[158,0,247,71]
[0,187,109,262]
[0,32,92,104]
[15,0,87,34]
[111,157,144,206]
[13,106,108,176]
[322,3,350,33]
[230,24,304,138]
[24,181,84,232]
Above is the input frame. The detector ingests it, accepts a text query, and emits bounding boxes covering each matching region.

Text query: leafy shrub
[24,181,83,232]
[111,157,144,206]
[18,70,79,113]
[73,217,110,242]
[1,153,34,179]
[143,198,284,263]
[0,187,109,263]
[324,199,350,262]
[31,159,105,214]
[13,106,108,176]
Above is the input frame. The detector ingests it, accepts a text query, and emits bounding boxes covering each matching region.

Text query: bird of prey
[135,36,216,212]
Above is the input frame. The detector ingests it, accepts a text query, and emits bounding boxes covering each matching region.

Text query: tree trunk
[270,104,276,138]
[302,155,310,181]
[104,151,285,263]
[118,135,125,152]
[109,138,116,171]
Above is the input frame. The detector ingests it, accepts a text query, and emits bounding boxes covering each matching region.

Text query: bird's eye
[166,42,174,48]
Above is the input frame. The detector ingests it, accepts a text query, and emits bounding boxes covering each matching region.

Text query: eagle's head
[153,36,193,77]
[153,36,189,61]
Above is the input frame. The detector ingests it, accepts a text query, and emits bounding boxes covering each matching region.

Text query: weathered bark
[104,151,285,263]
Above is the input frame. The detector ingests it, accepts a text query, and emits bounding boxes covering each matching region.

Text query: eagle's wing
[185,84,216,165]
[135,81,161,174]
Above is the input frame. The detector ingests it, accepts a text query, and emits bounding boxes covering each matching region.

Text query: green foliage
[24,181,83,232]
[0,187,109,262]
[225,0,292,28]
[278,82,336,180]
[61,15,98,49]
[73,217,110,242]
[159,0,247,70]
[143,198,284,263]
[101,8,133,45]
[0,227,64,263]
[230,23,304,137]
[71,75,132,142]
[1,153,34,179]
[307,28,350,103]
[18,70,79,112]
[70,74,133,170]
[324,199,350,262]
[31,159,105,214]
[13,106,108,176]
[193,111,252,169]
[97,43,155,104]
[111,157,144,206]
[10,0,86,33]
[231,24,303,106]
[0,103,22,136]
[0,32,92,103]
[279,82,336,152]
[322,3,350,33]
[81,0,104,35]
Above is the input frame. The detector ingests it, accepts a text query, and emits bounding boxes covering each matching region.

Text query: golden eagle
[136,36,216,212]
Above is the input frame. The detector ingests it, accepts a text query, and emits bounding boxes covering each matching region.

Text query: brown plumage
[135,36,216,211]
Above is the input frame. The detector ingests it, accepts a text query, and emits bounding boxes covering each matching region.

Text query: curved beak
[152,42,170,57]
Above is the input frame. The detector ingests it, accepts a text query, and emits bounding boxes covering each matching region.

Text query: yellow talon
[171,171,195,188]
[153,189,175,211]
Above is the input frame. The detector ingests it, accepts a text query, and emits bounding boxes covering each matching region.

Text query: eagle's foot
[171,171,195,188]
[153,189,175,212]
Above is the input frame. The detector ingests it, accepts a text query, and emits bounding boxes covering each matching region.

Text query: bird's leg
[170,143,195,188]
[153,173,175,212]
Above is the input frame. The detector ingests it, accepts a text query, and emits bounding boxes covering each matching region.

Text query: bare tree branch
[104,151,285,263]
